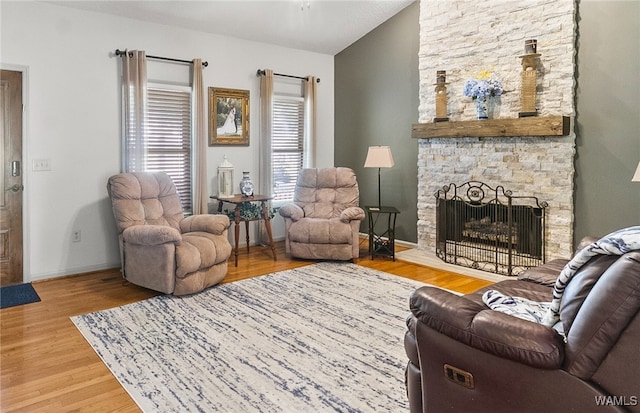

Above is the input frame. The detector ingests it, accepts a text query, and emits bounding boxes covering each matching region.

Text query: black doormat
[0,283,41,309]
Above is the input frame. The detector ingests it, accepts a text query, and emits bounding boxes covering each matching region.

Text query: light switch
[32,159,51,171]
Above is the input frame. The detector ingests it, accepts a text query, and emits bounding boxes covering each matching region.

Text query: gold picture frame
[209,87,249,146]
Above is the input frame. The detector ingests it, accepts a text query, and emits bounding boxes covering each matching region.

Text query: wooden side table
[365,206,400,261]
[210,194,277,267]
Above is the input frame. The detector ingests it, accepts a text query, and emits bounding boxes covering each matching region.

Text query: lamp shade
[633,161,640,182]
[364,146,394,168]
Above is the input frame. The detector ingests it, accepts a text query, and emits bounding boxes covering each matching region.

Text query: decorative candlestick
[519,39,541,117]
[434,70,449,122]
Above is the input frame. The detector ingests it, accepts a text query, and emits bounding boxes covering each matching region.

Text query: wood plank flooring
[0,241,492,412]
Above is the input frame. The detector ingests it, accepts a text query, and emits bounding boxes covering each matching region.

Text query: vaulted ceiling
[51,0,415,55]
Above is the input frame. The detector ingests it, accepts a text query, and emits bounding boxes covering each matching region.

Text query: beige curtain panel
[258,69,274,245]
[121,50,148,172]
[304,76,317,168]
[259,69,274,198]
[192,58,207,215]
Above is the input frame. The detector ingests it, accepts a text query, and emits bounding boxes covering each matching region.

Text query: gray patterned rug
[71,262,427,412]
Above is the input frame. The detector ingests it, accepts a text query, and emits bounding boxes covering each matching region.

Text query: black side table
[365,206,400,260]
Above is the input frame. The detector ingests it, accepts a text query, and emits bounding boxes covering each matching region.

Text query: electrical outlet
[32,159,52,171]
[72,230,81,242]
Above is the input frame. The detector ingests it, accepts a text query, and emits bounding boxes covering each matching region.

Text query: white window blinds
[146,86,193,212]
[272,96,304,201]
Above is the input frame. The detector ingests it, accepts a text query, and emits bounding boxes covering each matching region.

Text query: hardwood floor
[0,241,492,412]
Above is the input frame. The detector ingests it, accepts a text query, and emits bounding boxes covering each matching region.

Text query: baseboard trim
[395,248,509,283]
[30,263,122,283]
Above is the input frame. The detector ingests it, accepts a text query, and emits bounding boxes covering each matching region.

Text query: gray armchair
[107,172,232,295]
[279,167,365,261]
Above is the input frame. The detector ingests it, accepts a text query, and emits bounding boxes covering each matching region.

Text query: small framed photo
[209,87,249,146]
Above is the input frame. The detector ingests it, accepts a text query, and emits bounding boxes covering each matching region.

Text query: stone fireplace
[415,0,577,263]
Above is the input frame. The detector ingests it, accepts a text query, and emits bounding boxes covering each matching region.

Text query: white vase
[239,172,254,197]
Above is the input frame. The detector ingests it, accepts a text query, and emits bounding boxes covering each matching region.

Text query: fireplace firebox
[436,181,547,276]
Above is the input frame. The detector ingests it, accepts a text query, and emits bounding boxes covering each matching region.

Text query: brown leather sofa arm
[410,286,565,369]
[517,236,600,286]
[404,315,423,413]
[123,225,182,246]
[180,214,230,235]
[517,258,567,286]
[576,236,598,251]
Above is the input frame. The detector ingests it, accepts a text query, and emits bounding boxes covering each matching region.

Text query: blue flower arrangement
[463,69,504,100]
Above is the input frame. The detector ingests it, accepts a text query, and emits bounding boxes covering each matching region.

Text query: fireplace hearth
[436,181,547,276]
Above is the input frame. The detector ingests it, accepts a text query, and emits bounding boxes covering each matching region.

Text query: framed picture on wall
[209,87,249,146]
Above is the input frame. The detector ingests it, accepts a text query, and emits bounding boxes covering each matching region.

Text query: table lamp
[364,145,395,209]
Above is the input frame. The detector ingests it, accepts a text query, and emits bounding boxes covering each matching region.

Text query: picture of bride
[217,107,238,135]
[209,87,249,146]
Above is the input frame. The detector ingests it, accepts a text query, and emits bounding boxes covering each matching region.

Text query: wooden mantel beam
[412,116,571,139]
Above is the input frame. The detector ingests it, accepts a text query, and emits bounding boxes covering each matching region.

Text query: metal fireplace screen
[436,181,547,276]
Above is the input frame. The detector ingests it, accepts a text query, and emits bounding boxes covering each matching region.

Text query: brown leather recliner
[405,237,640,413]
[107,172,232,295]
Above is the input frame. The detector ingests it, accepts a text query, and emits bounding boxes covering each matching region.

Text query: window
[124,83,193,213]
[272,96,304,202]
[146,85,193,212]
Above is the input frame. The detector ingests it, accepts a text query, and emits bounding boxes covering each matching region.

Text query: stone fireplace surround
[415,0,577,262]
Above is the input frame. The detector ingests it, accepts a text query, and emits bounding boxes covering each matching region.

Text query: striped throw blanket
[482,226,640,328]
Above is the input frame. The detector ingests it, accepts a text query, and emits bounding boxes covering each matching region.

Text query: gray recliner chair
[107,171,232,295]
[278,167,365,261]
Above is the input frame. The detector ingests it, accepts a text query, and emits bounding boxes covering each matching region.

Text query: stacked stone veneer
[417,0,577,260]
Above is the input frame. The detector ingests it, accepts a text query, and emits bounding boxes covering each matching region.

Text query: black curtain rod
[115,49,208,67]
[256,69,320,83]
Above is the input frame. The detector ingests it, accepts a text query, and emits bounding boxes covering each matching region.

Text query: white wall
[1,2,335,281]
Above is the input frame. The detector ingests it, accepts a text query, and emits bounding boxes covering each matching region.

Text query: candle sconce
[434,70,449,122]
[519,39,541,117]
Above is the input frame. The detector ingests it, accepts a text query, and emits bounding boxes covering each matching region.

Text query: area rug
[0,283,41,309]
[71,262,427,412]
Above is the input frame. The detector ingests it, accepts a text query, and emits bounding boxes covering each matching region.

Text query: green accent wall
[574,1,640,241]
[335,1,419,243]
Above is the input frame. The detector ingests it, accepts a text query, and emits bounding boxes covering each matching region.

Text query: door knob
[6,184,24,192]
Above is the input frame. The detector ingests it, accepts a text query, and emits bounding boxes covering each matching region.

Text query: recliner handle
[444,364,475,389]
